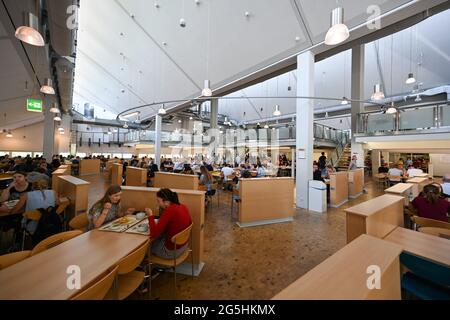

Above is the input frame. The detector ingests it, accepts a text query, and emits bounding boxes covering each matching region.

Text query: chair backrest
[23,209,42,221]
[0,251,31,270]
[116,239,150,274]
[411,216,450,230]
[171,222,193,247]
[400,252,450,287]
[71,265,119,300]
[69,212,89,232]
[31,230,83,256]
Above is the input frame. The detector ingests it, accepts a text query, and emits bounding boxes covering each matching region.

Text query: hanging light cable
[202,0,212,97]
[405,27,416,85]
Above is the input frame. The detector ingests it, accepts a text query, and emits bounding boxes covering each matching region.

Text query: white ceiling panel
[296,0,414,44]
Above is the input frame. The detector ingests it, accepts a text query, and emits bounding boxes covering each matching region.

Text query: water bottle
[408,191,414,203]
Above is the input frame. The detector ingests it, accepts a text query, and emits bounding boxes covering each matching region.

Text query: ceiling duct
[45,0,77,57]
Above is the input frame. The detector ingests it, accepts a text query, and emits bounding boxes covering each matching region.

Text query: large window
[112,153,122,158]
[11,152,31,157]
[122,154,133,159]
[77,153,87,158]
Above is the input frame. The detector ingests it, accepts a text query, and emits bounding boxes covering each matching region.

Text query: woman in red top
[145,188,192,259]
[410,184,450,222]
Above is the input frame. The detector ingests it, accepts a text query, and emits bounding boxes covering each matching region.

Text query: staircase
[335,143,352,171]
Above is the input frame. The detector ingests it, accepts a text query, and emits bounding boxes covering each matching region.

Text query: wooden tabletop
[418,227,450,239]
[384,227,450,266]
[414,173,429,178]
[0,230,148,300]
[385,183,414,194]
[344,194,404,217]
[407,177,428,184]
[58,175,90,186]
[272,234,402,300]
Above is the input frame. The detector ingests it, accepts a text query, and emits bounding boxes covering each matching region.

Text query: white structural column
[155,114,162,166]
[55,114,72,154]
[209,99,219,160]
[351,45,365,167]
[295,51,315,209]
[43,107,55,160]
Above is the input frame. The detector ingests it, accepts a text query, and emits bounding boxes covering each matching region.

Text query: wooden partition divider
[51,167,71,191]
[406,177,430,196]
[55,175,90,221]
[272,234,402,300]
[348,168,364,199]
[105,159,121,180]
[154,172,199,190]
[344,194,404,243]
[385,183,415,206]
[238,177,294,227]
[126,167,147,187]
[120,186,205,275]
[329,172,348,208]
[111,163,123,186]
[79,159,100,176]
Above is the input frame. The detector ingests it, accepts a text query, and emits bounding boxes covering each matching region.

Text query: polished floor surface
[81,173,385,300]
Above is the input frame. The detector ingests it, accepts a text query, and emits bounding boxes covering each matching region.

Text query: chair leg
[191,249,194,279]
[147,262,152,300]
[173,265,177,299]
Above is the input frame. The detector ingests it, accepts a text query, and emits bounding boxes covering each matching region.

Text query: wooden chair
[21,210,42,250]
[71,265,119,300]
[104,239,150,300]
[31,230,83,256]
[230,188,240,219]
[56,197,70,231]
[373,173,388,189]
[418,227,450,239]
[69,212,89,232]
[0,250,31,270]
[410,216,450,230]
[148,223,194,298]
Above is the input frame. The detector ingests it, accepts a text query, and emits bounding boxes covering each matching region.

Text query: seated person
[441,174,450,197]
[221,164,234,182]
[313,163,324,182]
[145,189,192,259]
[388,164,405,179]
[181,163,194,175]
[10,179,59,235]
[199,166,215,196]
[409,184,450,222]
[406,165,423,178]
[323,164,335,180]
[256,162,266,178]
[378,164,389,174]
[0,171,32,208]
[87,185,135,230]
[233,170,251,202]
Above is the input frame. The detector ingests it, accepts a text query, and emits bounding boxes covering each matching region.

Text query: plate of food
[4,199,19,209]
[99,215,140,232]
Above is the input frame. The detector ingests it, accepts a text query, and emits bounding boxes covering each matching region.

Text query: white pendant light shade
[264,124,269,129]
[58,127,64,131]
[386,102,397,114]
[59,130,65,135]
[414,95,422,102]
[201,80,212,97]
[6,131,13,138]
[15,12,45,47]
[158,105,166,115]
[54,114,61,121]
[273,105,281,116]
[49,103,59,113]
[40,78,55,95]
[405,73,416,85]
[371,84,385,101]
[123,122,129,129]
[324,7,349,46]
[341,97,349,105]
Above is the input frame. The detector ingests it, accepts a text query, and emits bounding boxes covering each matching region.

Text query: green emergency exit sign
[26,99,43,112]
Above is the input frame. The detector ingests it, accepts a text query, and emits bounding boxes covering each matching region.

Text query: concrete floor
[81,173,385,300]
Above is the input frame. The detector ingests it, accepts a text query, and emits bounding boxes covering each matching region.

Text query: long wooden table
[79,159,100,176]
[406,177,430,196]
[384,227,450,267]
[344,194,404,243]
[272,234,402,300]
[0,230,147,299]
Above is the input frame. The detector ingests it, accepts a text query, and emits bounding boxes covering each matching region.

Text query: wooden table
[111,163,123,186]
[385,183,415,205]
[79,159,100,176]
[154,172,199,190]
[418,227,450,239]
[329,172,348,208]
[348,168,364,199]
[0,230,147,299]
[384,227,450,266]
[344,194,404,243]
[272,234,402,300]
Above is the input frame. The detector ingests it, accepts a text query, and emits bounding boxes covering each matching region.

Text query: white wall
[429,154,450,177]
[0,122,44,152]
